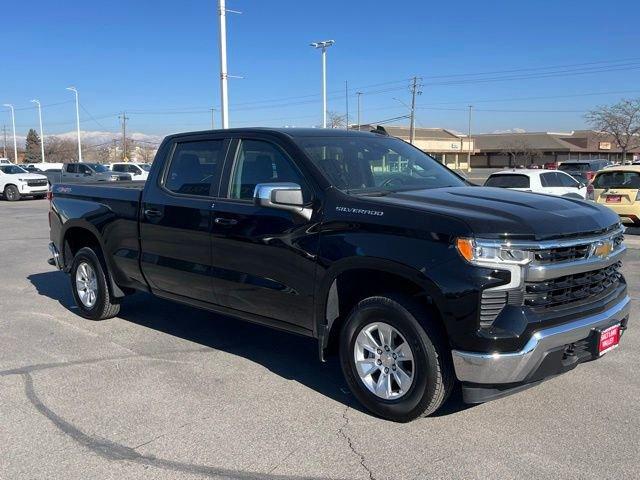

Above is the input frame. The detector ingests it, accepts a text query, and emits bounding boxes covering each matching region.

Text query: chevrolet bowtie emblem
[593,240,614,258]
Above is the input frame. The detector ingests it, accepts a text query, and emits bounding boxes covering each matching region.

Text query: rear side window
[593,171,640,189]
[485,174,530,188]
[66,164,77,173]
[164,140,226,197]
[112,164,125,172]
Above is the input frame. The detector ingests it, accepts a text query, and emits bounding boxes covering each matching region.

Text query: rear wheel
[70,247,120,320]
[339,295,453,422]
[4,185,20,201]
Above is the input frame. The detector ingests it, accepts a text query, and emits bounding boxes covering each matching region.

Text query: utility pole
[119,113,129,161]
[2,125,7,158]
[3,104,17,164]
[112,139,117,162]
[467,105,473,173]
[409,76,422,144]
[356,92,362,130]
[345,81,349,130]
[210,107,216,129]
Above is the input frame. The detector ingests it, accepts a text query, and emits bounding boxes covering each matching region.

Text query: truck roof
[165,127,384,140]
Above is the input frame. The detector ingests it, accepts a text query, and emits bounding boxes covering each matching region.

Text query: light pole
[356,92,363,130]
[218,0,229,129]
[310,40,335,128]
[3,104,18,164]
[467,105,473,173]
[66,87,82,162]
[31,100,46,163]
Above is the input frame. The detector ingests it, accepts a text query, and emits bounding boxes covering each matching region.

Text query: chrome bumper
[48,242,63,270]
[452,295,631,384]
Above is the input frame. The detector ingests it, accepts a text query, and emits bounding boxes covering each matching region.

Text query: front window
[294,136,465,193]
[87,164,110,173]
[139,164,151,171]
[0,165,27,174]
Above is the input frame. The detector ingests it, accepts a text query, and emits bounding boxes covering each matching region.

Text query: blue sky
[2,0,640,139]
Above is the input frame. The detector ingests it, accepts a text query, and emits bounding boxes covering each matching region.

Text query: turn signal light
[455,238,475,262]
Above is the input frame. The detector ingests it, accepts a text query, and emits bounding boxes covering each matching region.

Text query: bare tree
[327,111,346,129]
[45,137,78,163]
[136,144,157,163]
[501,139,542,167]
[585,98,640,163]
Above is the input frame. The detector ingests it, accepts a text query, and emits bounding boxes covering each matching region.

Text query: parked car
[484,169,588,199]
[110,162,151,181]
[0,164,49,200]
[543,162,558,170]
[61,163,132,183]
[48,128,630,422]
[558,159,611,182]
[20,162,64,172]
[591,166,640,226]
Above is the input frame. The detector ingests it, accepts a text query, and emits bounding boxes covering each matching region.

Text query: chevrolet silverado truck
[48,128,630,422]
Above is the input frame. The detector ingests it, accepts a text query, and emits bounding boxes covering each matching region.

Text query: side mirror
[254,183,312,220]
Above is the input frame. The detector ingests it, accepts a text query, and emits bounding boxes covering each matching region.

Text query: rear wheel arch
[319,262,447,359]
[62,225,126,298]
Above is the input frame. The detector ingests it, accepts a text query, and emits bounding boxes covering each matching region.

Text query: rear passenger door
[209,136,319,331]
[139,135,230,302]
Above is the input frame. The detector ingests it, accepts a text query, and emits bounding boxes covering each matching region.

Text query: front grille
[531,233,624,265]
[480,290,507,327]
[27,179,47,187]
[524,262,622,309]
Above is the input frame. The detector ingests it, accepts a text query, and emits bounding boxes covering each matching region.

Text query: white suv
[484,169,588,199]
[110,162,151,181]
[0,164,49,201]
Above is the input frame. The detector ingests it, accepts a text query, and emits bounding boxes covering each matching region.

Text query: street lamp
[309,40,335,128]
[66,86,82,162]
[31,100,46,163]
[2,104,18,164]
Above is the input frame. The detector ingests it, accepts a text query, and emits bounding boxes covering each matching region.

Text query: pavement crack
[338,406,375,480]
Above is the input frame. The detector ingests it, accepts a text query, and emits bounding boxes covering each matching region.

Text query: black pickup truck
[48,128,630,422]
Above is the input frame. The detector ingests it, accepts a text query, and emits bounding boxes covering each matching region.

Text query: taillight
[587,184,594,200]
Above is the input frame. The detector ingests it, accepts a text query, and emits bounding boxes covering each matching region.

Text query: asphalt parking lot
[1,199,639,480]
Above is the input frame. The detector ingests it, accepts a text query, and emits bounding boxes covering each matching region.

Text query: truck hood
[370,186,620,240]
[9,172,48,181]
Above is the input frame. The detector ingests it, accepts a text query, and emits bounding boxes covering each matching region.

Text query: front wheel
[339,295,453,422]
[70,247,120,320]
[4,185,20,201]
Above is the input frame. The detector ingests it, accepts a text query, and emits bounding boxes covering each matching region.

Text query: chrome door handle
[144,208,163,218]
[214,217,238,226]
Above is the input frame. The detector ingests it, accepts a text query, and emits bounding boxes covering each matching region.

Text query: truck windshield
[294,136,465,193]
[0,165,27,174]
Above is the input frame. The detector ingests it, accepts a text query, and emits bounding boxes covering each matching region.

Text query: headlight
[455,238,533,266]
[19,178,29,182]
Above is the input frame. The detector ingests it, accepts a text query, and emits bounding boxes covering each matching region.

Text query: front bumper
[20,184,48,195]
[452,294,630,386]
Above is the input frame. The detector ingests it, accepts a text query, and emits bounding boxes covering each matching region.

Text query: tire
[69,247,120,320]
[4,184,20,201]
[339,295,453,422]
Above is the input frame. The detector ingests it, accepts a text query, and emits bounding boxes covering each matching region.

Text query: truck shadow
[28,270,472,418]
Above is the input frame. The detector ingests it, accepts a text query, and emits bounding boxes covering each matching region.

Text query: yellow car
[591,165,640,226]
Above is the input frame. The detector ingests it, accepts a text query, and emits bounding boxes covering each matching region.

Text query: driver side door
[210,137,319,331]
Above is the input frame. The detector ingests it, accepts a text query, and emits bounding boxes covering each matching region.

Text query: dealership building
[365,126,639,168]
